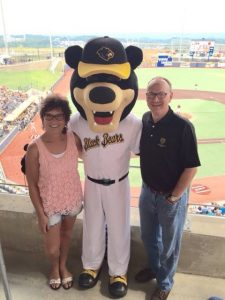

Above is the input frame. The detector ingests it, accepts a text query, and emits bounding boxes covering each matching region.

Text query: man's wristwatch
[167,194,180,203]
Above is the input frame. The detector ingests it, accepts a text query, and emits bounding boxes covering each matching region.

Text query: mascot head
[65,36,143,133]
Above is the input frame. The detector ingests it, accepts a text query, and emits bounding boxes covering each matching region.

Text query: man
[136,77,200,300]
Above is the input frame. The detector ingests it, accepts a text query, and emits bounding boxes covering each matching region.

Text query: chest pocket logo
[158,137,166,148]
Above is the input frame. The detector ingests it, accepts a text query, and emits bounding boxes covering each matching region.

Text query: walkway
[1,249,224,300]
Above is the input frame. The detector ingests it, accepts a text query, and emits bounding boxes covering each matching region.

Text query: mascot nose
[89,87,115,104]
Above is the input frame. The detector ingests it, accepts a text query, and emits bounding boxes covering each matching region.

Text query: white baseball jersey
[69,112,142,276]
[69,113,142,179]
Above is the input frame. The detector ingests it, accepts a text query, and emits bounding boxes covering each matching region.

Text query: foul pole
[0,0,9,56]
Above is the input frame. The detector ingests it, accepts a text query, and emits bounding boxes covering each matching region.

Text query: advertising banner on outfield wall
[157,55,173,67]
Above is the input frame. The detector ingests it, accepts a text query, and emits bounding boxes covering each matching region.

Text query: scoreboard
[189,40,215,57]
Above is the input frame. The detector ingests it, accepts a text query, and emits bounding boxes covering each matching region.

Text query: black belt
[87,172,129,186]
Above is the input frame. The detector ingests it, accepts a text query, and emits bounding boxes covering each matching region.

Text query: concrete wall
[0,193,224,279]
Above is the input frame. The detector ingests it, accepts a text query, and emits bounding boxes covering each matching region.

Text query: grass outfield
[0,70,62,91]
[134,100,225,139]
[1,67,225,92]
[136,68,225,92]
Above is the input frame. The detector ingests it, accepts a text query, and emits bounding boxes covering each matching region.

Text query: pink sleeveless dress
[35,132,83,217]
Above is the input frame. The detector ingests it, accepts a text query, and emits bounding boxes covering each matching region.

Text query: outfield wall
[0,60,51,71]
[141,62,225,68]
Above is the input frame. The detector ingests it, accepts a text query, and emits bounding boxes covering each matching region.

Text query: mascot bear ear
[126,46,143,70]
[65,45,83,69]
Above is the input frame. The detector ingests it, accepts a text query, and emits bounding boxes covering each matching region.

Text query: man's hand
[166,195,180,204]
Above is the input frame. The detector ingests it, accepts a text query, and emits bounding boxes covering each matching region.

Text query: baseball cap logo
[97,47,114,61]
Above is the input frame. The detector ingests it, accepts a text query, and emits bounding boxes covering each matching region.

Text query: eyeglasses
[146,92,168,100]
[44,113,65,121]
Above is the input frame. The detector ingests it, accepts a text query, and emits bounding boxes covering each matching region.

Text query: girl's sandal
[49,278,61,290]
[62,276,73,290]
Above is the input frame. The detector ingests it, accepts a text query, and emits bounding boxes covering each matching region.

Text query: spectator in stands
[213,206,222,217]
[207,207,214,216]
[197,206,203,214]
[220,205,225,215]
[135,77,201,300]
[25,94,83,291]
[201,206,209,215]
[0,85,28,117]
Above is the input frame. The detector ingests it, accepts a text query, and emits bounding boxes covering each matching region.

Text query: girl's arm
[73,132,83,159]
[25,143,48,233]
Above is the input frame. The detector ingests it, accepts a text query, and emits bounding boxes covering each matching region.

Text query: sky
[0,0,225,37]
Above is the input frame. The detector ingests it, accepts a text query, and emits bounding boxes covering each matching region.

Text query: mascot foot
[78,269,100,289]
[108,275,127,298]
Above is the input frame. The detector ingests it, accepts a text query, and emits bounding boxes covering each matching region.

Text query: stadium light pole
[179,7,186,62]
[179,32,183,62]
[0,0,9,56]
[49,34,54,59]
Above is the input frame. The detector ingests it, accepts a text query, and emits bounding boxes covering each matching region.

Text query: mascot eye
[86,75,100,83]
[86,74,121,83]
[105,75,121,82]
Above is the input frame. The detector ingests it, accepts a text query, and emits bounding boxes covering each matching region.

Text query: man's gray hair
[147,76,172,90]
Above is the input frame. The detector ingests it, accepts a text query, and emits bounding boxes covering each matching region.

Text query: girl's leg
[44,223,61,289]
[59,215,76,288]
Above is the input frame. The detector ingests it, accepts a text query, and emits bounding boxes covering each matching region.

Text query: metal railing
[0,241,12,300]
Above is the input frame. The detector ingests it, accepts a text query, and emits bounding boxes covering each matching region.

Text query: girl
[26,94,83,290]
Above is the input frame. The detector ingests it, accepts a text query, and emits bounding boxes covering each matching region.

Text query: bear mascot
[65,36,143,298]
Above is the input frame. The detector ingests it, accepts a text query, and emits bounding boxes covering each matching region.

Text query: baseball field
[0,66,225,204]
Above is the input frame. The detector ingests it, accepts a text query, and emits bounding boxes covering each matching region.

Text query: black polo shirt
[140,107,201,193]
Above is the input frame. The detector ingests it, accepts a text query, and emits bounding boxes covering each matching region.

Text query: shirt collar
[149,107,174,125]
